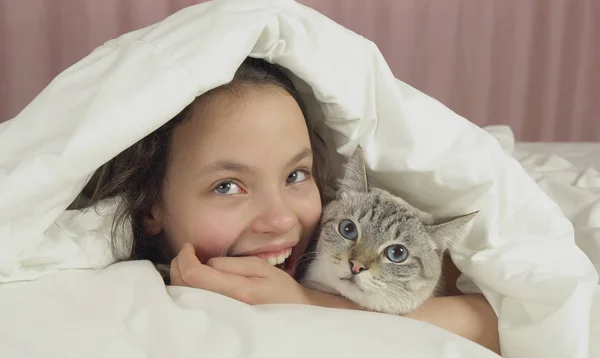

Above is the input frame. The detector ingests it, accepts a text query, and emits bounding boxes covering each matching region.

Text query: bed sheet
[0,261,500,358]
[515,142,600,278]
[489,126,600,358]
[486,125,600,276]
[515,142,600,171]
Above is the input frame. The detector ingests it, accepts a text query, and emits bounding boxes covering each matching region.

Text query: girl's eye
[213,181,242,195]
[286,169,309,184]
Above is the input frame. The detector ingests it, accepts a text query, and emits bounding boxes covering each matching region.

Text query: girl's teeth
[262,248,293,266]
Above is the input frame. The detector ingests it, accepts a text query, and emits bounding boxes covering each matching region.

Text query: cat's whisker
[379,285,405,299]
[380,282,414,299]
[407,301,432,322]
[368,278,386,289]
[299,279,341,295]
[379,284,421,314]
[296,251,341,268]
[295,251,326,263]
[380,283,431,318]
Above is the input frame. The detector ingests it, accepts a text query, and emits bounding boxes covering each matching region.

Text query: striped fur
[301,147,477,314]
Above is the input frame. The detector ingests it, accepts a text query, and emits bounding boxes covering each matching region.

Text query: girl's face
[146,87,323,276]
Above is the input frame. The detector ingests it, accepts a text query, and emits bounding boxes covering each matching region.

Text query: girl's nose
[249,194,296,235]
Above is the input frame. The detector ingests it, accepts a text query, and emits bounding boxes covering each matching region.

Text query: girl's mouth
[254,247,293,268]
[239,245,299,277]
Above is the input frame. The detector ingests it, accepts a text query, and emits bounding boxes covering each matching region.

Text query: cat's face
[301,147,476,314]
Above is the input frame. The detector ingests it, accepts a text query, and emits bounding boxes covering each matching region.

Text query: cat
[300,146,477,315]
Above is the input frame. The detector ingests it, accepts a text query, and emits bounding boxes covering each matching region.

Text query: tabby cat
[301,147,477,314]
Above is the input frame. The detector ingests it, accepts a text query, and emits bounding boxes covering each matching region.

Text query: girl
[74,57,500,354]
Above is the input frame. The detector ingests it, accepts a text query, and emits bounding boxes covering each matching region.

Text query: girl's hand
[170,243,313,306]
[405,294,501,355]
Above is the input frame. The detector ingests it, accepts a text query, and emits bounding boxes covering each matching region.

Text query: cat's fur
[301,147,477,314]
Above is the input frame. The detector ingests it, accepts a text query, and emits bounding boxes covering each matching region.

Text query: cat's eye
[384,244,408,263]
[338,219,358,240]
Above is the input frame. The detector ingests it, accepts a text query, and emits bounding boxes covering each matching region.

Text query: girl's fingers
[170,242,200,286]
[171,243,255,302]
[179,242,200,264]
[206,255,277,278]
[170,254,184,286]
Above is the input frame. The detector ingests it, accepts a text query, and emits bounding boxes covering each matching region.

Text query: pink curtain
[1,0,598,141]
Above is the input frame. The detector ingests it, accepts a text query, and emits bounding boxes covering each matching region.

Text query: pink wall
[1,0,598,141]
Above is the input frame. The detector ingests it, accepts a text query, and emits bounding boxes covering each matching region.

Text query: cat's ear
[428,211,478,252]
[337,146,369,196]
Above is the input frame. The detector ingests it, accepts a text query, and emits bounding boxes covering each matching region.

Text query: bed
[487,125,600,276]
[1,126,598,358]
[0,2,598,358]
[515,142,600,171]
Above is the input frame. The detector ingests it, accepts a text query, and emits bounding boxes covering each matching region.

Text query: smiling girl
[74,57,500,355]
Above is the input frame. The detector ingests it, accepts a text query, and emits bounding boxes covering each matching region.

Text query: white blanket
[0,1,598,357]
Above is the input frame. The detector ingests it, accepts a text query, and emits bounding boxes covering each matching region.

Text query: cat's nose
[349,259,367,274]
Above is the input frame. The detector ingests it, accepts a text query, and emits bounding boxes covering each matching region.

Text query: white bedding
[0,1,598,357]
[515,142,600,170]
[501,132,600,358]
[486,125,600,279]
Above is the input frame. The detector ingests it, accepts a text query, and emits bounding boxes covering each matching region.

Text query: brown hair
[71,57,328,266]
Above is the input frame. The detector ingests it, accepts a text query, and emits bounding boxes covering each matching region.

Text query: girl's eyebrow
[210,161,255,173]
[204,147,313,175]
[287,147,313,167]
